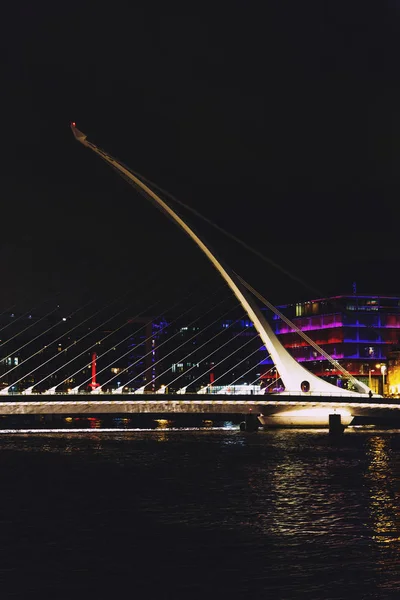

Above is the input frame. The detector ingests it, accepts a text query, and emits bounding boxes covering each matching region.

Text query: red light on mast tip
[72,122,76,127]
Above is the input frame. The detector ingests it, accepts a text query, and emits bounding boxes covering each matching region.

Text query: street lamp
[368,367,375,390]
[381,364,387,395]
[374,363,387,396]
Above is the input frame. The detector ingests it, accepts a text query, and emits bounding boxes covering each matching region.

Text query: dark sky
[2,1,400,312]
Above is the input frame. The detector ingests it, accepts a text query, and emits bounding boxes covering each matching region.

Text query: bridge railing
[0,389,378,399]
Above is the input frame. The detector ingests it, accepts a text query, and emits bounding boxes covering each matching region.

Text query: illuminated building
[386,346,400,396]
[269,294,400,395]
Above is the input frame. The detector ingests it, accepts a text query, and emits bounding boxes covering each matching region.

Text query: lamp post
[373,363,387,396]
[381,364,387,396]
[368,368,375,390]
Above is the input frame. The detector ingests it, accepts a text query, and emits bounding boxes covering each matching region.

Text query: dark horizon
[3,2,400,312]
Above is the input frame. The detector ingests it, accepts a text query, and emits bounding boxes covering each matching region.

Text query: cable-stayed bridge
[0,124,398,428]
[0,394,400,430]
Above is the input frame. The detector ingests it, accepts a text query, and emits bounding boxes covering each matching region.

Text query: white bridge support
[71,124,368,397]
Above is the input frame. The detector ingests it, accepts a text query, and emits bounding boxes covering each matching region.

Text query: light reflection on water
[0,428,399,598]
[367,436,400,544]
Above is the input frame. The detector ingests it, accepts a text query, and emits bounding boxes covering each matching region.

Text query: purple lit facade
[265,295,400,394]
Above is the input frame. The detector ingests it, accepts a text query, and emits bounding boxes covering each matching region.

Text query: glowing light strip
[0,426,236,434]
[0,399,398,409]
[278,323,400,333]
[278,323,344,333]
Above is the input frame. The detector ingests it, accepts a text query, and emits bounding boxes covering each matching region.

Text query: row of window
[293,298,400,317]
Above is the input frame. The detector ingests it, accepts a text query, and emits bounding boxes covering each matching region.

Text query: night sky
[3,2,400,313]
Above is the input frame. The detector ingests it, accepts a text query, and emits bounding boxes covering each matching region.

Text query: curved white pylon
[71,124,366,397]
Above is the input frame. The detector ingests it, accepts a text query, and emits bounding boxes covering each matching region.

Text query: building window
[312,303,319,314]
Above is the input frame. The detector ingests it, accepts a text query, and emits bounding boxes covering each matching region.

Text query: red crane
[88,352,101,390]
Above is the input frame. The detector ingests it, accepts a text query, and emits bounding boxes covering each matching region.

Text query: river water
[0,426,399,599]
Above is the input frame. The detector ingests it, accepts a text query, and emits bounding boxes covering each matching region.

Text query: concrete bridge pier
[240,413,259,432]
[329,413,345,434]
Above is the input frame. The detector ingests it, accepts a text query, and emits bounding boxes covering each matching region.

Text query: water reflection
[237,432,368,543]
[155,419,172,429]
[154,430,169,443]
[0,428,399,597]
[366,436,400,546]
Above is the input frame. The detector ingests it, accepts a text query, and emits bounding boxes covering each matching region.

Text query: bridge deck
[0,394,399,416]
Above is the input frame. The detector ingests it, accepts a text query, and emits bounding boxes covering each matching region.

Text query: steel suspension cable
[249,366,278,387]
[94,292,236,392]
[125,167,323,297]
[0,298,96,372]
[183,333,256,392]
[205,346,264,389]
[107,299,240,392]
[0,305,61,355]
[0,293,61,339]
[1,275,163,392]
[165,318,252,390]
[0,247,161,370]
[225,358,272,391]
[48,284,227,392]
